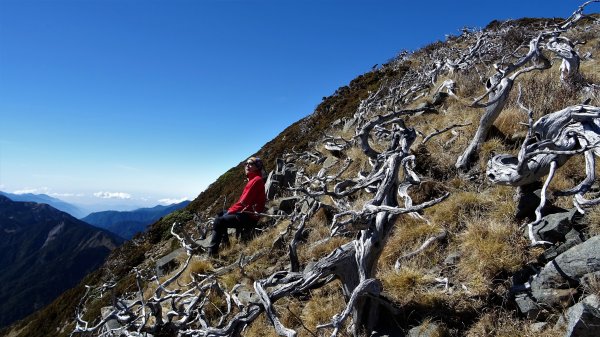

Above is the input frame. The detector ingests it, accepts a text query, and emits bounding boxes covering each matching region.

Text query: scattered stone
[265,158,297,199]
[515,293,544,319]
[534,208,578,243]
[155,248,184,277]
[531,236,600,308]
[530,322,547,333]
[407,321,447,337]
[430,91,449,106]
[443,252,460,266]
[542,228,584,261]
[555,295,600,337]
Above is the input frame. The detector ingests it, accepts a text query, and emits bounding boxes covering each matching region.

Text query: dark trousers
[208,212,255,255]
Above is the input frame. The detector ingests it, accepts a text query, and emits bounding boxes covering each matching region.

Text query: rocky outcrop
[531,236,600,308]
[555,295,600,337]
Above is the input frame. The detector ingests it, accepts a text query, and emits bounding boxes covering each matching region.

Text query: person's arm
[238,178,263,212]
[228,178,261,213]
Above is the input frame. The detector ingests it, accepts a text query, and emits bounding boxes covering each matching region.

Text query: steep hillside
[0,195,123,328]
[4,4,600,337]
[0,191,86,218]
[82,201,191,239]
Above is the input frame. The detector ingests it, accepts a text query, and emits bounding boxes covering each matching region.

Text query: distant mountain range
[0,191,86,218]
[82,200,191,239]
[0,195,123,328]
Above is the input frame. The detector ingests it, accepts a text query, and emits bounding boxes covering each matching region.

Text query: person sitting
[208,157,266,256]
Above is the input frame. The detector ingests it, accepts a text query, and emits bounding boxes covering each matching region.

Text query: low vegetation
[4,5,600,337]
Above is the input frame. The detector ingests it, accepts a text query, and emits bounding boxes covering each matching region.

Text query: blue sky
[0,0,590,210]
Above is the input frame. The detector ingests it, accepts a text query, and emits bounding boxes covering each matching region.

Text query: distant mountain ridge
[0,195,123,328]
[0,191,86,218]
[82,200,191,239]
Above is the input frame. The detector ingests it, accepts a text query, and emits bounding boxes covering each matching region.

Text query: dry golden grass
[342,146,372,180]
[380,267,429,304]
[464,185,518,224]
[466,310,564,337]
[299,236,350,264]
[379,215,445,269]
[456,218,527,294]
[478,137,511,173]
[585,206,600,237]
[582,273,600,298]
[243,314,274,337]
[180,257,214,284]
[493,106,528,140]
[300,281,347,332]
[428,190,494,231]
[509,66,582,118]
[245,219,291,255]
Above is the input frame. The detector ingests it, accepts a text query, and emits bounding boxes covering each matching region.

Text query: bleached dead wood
[456,33,552,171]
[455,1,599,171]
[487,104,600,244]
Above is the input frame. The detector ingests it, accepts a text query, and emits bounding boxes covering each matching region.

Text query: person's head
[244,157,264,175]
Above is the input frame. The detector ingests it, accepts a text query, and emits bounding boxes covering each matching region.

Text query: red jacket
[228,171,265,220]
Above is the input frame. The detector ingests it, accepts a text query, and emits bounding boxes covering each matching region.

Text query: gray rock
[407,322,446,337]
[515,293,544,319]
[542,229,584,261]
[532,236,600,308]
[555,295,600,337]
[430,92,449,106]
[530,322,547,333]
[155,248,184,277]
[443,252,461,266]
[299,197,318,214]
[534,208,578,243]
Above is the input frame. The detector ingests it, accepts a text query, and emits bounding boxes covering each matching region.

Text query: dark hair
[247,156,263,169]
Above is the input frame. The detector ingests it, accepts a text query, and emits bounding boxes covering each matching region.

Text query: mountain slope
[0,195,123,328]
[5,7,600,337]
[82,201,191,239]
[0,191,86,218]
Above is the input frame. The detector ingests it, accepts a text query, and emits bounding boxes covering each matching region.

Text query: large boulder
[531,236,600,308]
[555,295,600,337]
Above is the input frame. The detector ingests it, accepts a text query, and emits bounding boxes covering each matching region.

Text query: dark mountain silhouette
[0,191,86,218]
[82,201,191,239]
[0,195,123,328]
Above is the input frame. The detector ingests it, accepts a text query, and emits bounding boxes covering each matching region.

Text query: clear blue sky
[0,0,591,210]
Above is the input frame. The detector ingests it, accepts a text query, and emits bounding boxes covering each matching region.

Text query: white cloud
[13,187,51,195]
[93,191,132,199]
[50,192,85,198]
[158,197,189,205]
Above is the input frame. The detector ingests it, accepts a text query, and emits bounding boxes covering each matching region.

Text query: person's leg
[236,214,258,240]
[208,213,242,255]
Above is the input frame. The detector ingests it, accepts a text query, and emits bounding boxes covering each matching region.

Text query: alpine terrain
[3,3,600,337]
